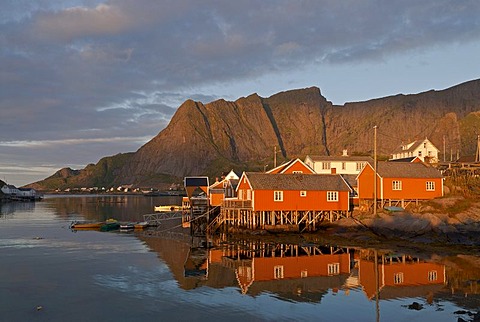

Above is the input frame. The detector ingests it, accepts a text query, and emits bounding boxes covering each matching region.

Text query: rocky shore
[326,196,480,249]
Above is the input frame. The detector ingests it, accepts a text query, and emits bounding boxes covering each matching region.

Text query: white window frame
[428,270,437,281]
[394,272,404,284]
[426,181,435,191]
[292,170,303,174]
[327,263,340,275]
[342,162,346,170]
[274,191,283,202]
[327,191,338,202]
[322,162,331,170]
[356,162,364,171]
[392,180,402,191]
[301,270,308,278]
[300,190,307,197]
[274,265,284,279]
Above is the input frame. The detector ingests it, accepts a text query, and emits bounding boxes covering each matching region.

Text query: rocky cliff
[30,79,480,189]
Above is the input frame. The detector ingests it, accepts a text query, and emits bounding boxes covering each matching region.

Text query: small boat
[70,221,103,230]
[154,205,181,212]
[134,221,149,230]
[119,222,135,230]
[100,219,120,231]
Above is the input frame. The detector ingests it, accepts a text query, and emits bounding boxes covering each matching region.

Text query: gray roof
[245,172,350,191]
[388,157,418,162]
[307,155,373,162]
[375,162,443,178]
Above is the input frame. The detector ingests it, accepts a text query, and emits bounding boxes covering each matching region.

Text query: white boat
[154,205,181,212]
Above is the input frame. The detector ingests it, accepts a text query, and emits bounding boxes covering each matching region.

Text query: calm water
[0,195,479,322]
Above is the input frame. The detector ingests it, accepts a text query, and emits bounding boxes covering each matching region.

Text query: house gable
[390,138,440,163]
[267,158,315,174]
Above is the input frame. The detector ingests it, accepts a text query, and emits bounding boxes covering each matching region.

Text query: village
[179,138,474,235]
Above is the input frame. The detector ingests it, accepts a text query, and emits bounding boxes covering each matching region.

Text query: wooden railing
[222,199,252,209]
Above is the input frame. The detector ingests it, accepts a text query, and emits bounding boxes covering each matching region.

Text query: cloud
[0,136,151,148]
[32,4,133,41]
[1,0,480,185]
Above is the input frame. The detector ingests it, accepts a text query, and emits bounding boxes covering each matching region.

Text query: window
[328,263,340,275]
[301,270,308,278]
[428,270,438,281]
[322,162,331,170]
[356,162,364,171]
[246,189,251,200]
[426,181,435,191]
[327,191,338,202]
[418,151,422,156]
[394,272,404,284]
[274,191,283,201]
[292,170,303,174]
[392,180,402,190]
[342,162,346,170]
[274,265,284,279]
[300,191,307,197]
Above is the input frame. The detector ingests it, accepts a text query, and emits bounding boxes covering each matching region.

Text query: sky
[1,0,480,187]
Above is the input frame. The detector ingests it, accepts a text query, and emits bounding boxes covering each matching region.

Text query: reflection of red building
[209,243,352,297]
[358,250,446,300]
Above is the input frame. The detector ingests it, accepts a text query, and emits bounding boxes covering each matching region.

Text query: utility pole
[443,135,446,162]
[274,146,277,168]
[476,135,480,163]
[373,126,377,216]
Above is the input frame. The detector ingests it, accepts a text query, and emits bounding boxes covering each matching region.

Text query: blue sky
[1,0,480,186]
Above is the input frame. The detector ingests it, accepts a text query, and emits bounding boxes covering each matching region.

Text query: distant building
[209,170,239,207]
[390,138,439,163]
[305,151,373,175]
[1,184,38,200]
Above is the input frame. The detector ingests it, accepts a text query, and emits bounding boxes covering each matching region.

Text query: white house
[1,184,37,199]
[390,138,440,163]
[304,151,373,175]
[1,184,20,195]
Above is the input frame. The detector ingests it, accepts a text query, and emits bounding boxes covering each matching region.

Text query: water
[0,195,479,322]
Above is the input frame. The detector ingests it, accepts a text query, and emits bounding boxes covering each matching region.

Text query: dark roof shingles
[245,173,350,191]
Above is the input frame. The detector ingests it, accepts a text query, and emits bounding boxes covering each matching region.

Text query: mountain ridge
[28,79,480,190]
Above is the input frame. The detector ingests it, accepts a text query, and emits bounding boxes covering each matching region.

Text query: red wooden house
[357,162,443,208]
[237,172,350,212]
[214,172,352,232]
[208,170,239,207]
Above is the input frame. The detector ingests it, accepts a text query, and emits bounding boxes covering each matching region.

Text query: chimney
[342,149,348,156]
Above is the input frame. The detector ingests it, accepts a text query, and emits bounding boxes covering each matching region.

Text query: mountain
[29,79,480,190]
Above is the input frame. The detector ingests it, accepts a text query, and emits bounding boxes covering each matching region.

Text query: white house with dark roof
[390,138,439,163]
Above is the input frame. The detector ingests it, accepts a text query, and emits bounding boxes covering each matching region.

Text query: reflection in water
[140,232,480,314]
[2,195,478,321]
[37,194,181,222]
[0,201,36,216]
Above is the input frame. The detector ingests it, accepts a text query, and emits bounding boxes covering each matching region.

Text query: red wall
[358,165,443,200]
[252,189,349,211]
[253,254,350,281]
